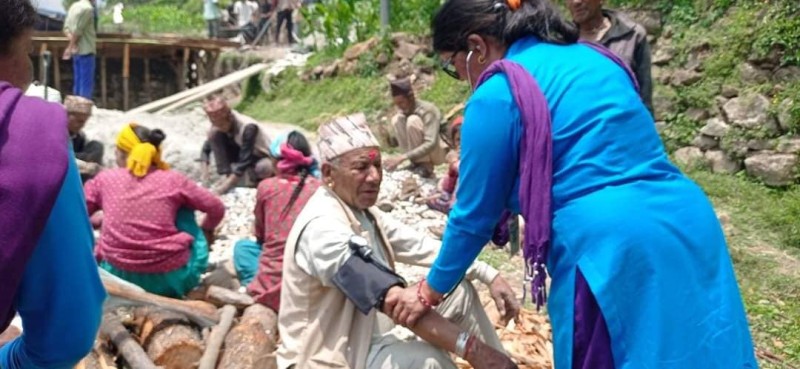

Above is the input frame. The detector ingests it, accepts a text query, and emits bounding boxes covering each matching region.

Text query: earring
[478,54,486,65]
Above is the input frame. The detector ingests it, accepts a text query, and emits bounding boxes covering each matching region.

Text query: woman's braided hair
[280,131,314,220]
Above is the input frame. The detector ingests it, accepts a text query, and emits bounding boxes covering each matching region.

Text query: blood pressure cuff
[332,252,407,315]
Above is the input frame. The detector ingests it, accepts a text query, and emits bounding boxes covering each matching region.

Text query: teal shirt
[0,153,106,369]
[427,37,756,369]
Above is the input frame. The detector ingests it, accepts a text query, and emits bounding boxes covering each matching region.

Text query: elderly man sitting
[278,113,520,369]
[201,95,275,194]
[65,95,104,181]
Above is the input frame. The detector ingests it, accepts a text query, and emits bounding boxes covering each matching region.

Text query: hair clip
[507,0,521,11]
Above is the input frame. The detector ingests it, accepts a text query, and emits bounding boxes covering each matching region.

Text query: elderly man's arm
[378,212,519,323]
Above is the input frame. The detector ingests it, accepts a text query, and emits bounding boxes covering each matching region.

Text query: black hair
[0,0,37,55]
[132,125,167,147]
[432,0,579,53]
[280,131,315,219]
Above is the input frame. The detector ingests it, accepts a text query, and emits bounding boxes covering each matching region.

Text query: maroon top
[0,82,69,330]
[85,168,225,273]
[248,175,321,312]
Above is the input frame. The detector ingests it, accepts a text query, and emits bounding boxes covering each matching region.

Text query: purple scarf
[475,42,639,309]
[0,82,69,330]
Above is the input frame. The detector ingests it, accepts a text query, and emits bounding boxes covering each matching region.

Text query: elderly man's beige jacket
[277,187,498,369]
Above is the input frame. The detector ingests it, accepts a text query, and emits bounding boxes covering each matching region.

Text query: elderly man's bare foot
[465,340,518,369]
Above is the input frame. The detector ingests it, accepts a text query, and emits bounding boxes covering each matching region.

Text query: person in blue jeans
[63,0,97,99]
[0,0,105,366]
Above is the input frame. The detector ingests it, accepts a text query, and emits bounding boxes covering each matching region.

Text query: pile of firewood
[456,306,554,369]
[76,272,277,369]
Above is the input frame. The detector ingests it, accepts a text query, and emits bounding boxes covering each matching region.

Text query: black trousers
[275,9,295,44]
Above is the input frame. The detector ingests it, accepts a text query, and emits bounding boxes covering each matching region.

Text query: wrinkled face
[0,29,34,91]
[566,0,603,25]
[68,112,91,134]
[393,94,415,115]
[324,147,383,210]
[207,110,235,132]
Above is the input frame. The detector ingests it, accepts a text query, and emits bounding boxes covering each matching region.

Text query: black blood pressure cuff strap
[332,252,407,315]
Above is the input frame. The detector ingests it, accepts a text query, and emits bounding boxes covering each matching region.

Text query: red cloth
[441,160,459,195]
[248,175,321,312]
[85,168,225,273]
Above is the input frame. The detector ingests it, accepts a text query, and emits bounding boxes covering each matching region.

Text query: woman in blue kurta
[388,0,758,368]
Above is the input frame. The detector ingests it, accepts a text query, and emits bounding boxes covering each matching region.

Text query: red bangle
[464,335,477,358]
[417,279,441,308]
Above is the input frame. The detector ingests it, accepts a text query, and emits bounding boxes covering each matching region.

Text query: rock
[748,46,782,70]
[773,66,800,84]
[685,52,706,72]
[699,117,730,138]
[377,201,395,212]
[738,62,771,84]
[776,138,800,154]
[652,66,671,84]
[376,52,390,66]
[777,98,795,132]
[670,69,702,86]
[627,10,662,35]
[654,121,667,134]
[705,150,742,174]
[652,87,678,120]
[744,153,798,186]
[342,60,358,75]
[686,108,710,122]
[721,85,739,98]
[747,139,774,151]
[692,134,719,150]
[652,46,676,66]
[673,147,706,167]
[344,38,378,61]
[311,66,324,79]
[722,93,776,131]
[322,62,339,78]
[394,41,422,61]
[727,138,750,158]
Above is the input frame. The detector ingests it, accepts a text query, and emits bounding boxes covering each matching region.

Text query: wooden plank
[102,275,220,327]
[144,58,151,102]
[128,63,267,114]
[197,305,237,369]
[101,57,108,107]
[52,47,61,92]
[38,43,48,83]
[123,43,130,111]
[100,314,160,369]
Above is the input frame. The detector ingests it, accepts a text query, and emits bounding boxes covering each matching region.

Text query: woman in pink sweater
[85,123,226,297]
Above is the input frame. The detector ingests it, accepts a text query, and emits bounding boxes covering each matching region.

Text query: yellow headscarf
[116,123,170,177]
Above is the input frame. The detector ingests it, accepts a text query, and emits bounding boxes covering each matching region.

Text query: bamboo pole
[123,43,130,110]
[101,57,108,107]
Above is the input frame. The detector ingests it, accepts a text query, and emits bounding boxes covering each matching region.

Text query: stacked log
[218,304,278,369]
[133,308,204,369]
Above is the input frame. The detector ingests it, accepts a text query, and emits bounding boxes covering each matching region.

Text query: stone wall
[631,9,800,186]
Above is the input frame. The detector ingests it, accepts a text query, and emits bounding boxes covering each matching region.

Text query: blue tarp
[31,0,66,19]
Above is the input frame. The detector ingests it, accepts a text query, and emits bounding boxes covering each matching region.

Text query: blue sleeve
[426,77,522,294]
[0,154,106,369]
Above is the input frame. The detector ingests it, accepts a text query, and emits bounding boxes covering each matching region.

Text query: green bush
[99,4,205,35]
[300,0,380,50]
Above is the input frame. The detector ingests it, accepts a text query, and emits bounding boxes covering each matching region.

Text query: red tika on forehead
[368,149,379,161]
